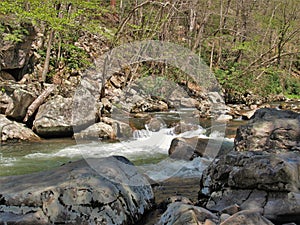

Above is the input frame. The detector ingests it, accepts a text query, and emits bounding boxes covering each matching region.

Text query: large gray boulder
[33,96,74,137]
[199,150,300,223]
[0,156,154,225]
[168,137,234,160]
[0,114,40,142]
[199,109,300,224]
[235,108,300,152]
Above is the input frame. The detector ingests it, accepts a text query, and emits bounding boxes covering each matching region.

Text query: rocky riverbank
[0,108,299,225]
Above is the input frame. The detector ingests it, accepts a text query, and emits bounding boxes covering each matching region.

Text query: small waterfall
[132,129,152,139]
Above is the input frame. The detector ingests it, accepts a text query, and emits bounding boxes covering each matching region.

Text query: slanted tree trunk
[41,29,54,83]
[23,84,56,122]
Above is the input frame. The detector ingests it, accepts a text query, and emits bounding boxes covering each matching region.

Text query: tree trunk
[23,84,56,122]
[41,29,54,83]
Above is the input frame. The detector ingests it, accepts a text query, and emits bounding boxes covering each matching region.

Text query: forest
[0,0,299,101]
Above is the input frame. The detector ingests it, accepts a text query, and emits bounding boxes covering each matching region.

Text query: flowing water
[0,110,245,180]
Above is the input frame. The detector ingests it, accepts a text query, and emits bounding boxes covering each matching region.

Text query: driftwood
[23,84,56,122]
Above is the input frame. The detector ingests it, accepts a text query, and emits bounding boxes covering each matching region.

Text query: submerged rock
[0,114,40,142]
[0,157,154,225]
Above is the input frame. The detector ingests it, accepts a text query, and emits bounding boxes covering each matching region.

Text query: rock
[200,150,300,194]
[131,98,168,113]
[169,137,234,160]
[220,210,274,225]
[102,117,133,139]
[33,96,74,137]
[238,109,256,120]
[110,74,125,88]
[0,82,39,121]
[235,108,300,152]
[216,114,233,121]
[74,122,115,140]
[199,147,300,223]
[156,202,218,225]
[0,114,40,142]
[146,117,164,132]
[0,71,15,81]
[180,97,200,108]
[0,23,36,80]
[221,204,240,215]
[173,122,200,134]
[0,157,154,225]
[220,214,231,223]
[5,87,36,121]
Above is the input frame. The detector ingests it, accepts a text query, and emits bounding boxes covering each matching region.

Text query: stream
[0,109,245,179]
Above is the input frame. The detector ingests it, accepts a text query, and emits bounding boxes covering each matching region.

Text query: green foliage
[284,76,300,96]
[60,43,91,70]
[260,68,283,95]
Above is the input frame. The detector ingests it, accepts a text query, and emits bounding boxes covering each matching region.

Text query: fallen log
[23,84,56,122]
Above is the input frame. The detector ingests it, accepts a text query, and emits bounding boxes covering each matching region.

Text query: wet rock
[74,122,115,140]
[0,157,154,225]
[146,117,164,132]
[157,202,218,225]
[102,117,133,139]
[173,122,200,135]
[0,114,40,142]
[33,96,74,138]
[220,210,274,225]
[235,108,300,152]
[169,137,234,160]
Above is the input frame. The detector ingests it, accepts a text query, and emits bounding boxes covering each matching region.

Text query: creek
[0,109,245,179]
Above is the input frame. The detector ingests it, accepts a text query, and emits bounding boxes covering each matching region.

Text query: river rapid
[0,109,245,182]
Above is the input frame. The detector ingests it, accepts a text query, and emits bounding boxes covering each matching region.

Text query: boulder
[0,114,40,142]
[0,82,40,121]
[74,122,115,140]
[156,202,218,225]
[169,137,234,160]
[200,151,300,193]
[33,96,74,137]
[0,157,154,225]
[173,122,200,134]
[235,108,300,152]
[102,117,133,139]
[200,152,300,223]
[146,117,164,132]
[180,97,200,108]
